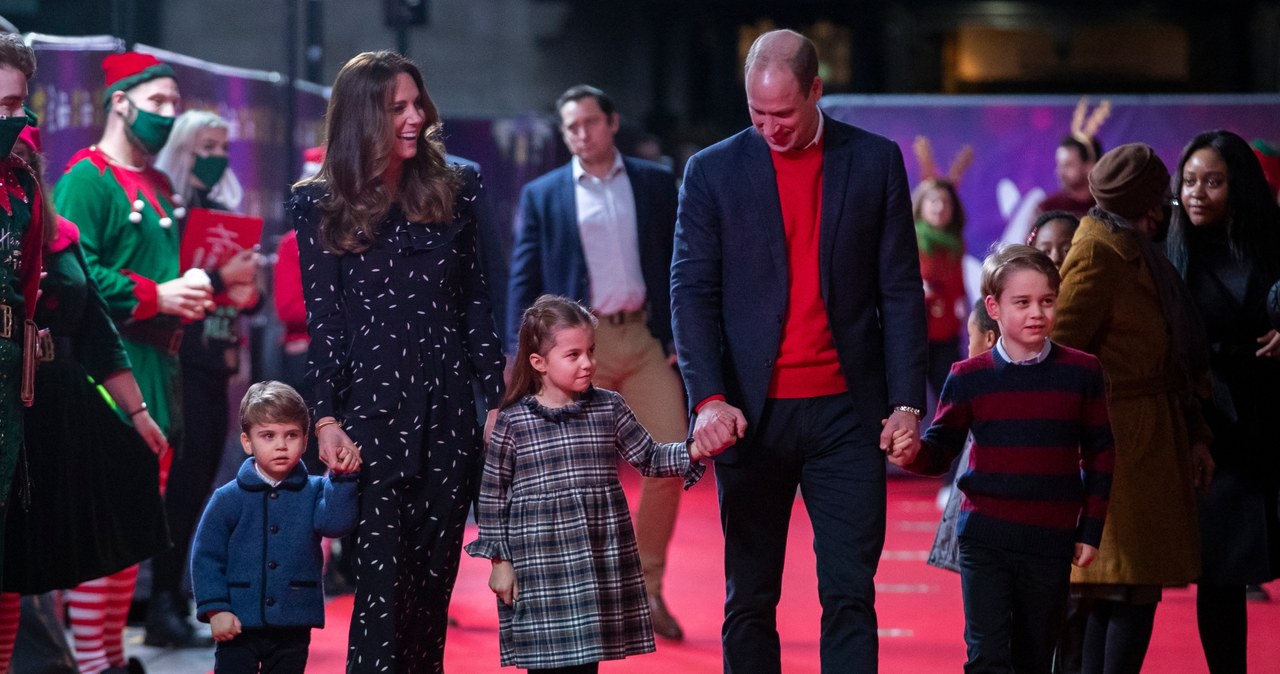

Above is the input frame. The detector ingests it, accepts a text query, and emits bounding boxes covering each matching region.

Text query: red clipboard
[179,207,264,272]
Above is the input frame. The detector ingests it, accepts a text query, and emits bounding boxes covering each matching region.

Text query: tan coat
[1053,216,1211,586]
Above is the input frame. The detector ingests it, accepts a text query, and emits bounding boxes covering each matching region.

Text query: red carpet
[308,471,1280,672]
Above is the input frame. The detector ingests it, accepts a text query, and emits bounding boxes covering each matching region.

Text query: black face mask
[0,106,35,158]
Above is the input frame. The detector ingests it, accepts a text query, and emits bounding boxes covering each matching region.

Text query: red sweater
[766,139,847,399]
[273,230,309,346]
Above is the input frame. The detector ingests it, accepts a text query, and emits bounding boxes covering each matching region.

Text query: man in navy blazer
[670,31,927,672]
[507,85,690,640]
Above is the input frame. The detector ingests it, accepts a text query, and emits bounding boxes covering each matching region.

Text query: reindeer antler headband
[1070,97,1111,163]
[913,135,974,186]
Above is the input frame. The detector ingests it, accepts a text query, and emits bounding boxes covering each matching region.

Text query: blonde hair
[153,110,244,211]
[239,380,310,434]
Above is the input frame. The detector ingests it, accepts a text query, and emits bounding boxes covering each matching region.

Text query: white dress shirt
[994,337,1052,366]
[573,151,647,315]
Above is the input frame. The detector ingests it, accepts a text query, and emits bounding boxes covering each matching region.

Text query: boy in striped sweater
[889,244,1114,674]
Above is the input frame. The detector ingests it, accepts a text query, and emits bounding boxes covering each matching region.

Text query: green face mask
[124,97,175,155]
[192,154,228,188]
[0,107,34,158]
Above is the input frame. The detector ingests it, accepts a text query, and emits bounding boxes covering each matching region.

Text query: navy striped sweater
[907,342,1115,559]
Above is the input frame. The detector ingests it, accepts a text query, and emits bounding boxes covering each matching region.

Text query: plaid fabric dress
[466,387,703,668]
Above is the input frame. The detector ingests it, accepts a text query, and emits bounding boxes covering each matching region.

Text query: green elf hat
[101,51,175,107]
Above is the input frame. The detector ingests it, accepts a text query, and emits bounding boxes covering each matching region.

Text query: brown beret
[1088,143,1170,220]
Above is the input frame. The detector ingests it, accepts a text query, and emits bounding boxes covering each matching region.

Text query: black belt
[38,332,74,363]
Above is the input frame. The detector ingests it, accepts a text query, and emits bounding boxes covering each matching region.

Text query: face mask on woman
[124,97,175,155]
[192,154,228,187]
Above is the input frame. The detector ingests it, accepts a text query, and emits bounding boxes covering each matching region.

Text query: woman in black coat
[290,50,504,673]
[1167,129,1280,673]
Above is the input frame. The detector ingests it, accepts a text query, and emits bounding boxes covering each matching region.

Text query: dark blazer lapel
[555,163,586,270]
[818,115,851,297]
[623,157,652,238]
[742,132,789,280]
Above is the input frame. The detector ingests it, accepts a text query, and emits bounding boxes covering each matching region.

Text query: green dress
[53,147,183,439]
[0,159,38,562]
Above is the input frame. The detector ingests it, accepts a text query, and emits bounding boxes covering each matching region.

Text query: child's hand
[209,611,242,642]
[1073,543,1099,569]
[331,445,362,474]
[489,560,518,607]
[880,419,918,466]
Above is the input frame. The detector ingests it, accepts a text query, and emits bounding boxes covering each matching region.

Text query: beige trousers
[592,312,687,596]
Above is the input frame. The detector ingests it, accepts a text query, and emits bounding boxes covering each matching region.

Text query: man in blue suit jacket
[671,31,927,672]
[507,85,690,640]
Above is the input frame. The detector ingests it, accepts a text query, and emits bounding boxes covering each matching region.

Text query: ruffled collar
[522,386,598,422]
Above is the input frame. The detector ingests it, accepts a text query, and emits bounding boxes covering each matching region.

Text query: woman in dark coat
[290,50,504,673]
[1167,129,1280,674]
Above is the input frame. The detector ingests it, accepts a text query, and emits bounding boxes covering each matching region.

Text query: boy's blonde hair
[981,243,1061,299]
[239,381,310,434]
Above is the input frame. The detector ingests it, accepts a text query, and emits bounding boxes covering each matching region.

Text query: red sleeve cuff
[122,269,159,320]
[694,394,725,413]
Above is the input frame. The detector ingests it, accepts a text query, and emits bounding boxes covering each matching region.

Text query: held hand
[483,408,499,446]
[157,277,215,320]
[317,420,360,473]
[1191,441,1215,493]
[880,410,921,465]
[692,400,747,456]
[489,560,518,607]
[132,410,169,458]
[218,248,261,287]
[1073,543,1099,569]
[688,439,704,462]
[1256,329,1280,360]
[209,611,242,642]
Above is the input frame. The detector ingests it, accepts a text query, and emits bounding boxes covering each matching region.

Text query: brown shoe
[648,594,684,641]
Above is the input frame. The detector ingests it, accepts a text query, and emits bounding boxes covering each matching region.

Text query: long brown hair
[501,295,597,409]
[301,51,459,254]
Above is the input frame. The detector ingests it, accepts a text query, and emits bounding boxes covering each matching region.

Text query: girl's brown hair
[911,178,966,237]
[501,295,597,409]
[300,50,458,254]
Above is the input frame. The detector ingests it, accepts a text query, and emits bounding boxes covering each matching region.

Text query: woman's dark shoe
[143,592,213,648]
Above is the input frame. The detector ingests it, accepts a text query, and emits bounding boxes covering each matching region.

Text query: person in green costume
[0,32,45,578]
[52,51,216,666]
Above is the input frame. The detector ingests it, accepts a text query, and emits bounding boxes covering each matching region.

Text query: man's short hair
[239,381,311,434]
[981,243,1061,299]
[555,84,615,119]
[0,34,35,80]
[744,29,819,94]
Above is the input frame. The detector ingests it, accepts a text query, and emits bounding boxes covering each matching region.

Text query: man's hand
[157,277,214,320]
[218,248,260,287]
[209,611,242,642]
[880,410,920,465]
[692,400,747,456]
[490,560,518,607]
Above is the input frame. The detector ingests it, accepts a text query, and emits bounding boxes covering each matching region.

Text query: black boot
[143,591,213,648]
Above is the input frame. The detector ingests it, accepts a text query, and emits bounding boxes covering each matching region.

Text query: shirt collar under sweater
[994,337,1052,366]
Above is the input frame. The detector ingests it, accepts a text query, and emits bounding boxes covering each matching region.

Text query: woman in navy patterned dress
[289,51,505,673]
[466,296,707,673]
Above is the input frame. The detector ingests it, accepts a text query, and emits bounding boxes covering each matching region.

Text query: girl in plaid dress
[466,295,711,673]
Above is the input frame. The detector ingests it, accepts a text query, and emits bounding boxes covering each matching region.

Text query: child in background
[913,178,969,409]
[927,298,1000,573]
[889,245,1115,674]
[465,295,712,673]
[191,381,360,673]
[1026,210,1081,269]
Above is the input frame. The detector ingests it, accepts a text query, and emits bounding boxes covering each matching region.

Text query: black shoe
[102,659,146,674]
[143,592,213,648]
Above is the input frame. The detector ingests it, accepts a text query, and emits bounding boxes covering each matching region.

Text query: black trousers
[959,538,1071,674]
[214,627,311,673]
[715,394,885,674]
[153,364,230,596]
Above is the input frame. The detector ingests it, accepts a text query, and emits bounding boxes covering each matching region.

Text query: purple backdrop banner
[821,93,1280,301]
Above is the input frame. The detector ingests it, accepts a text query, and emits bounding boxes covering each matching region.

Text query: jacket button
[270,492,279,500]
[268,561,279,570]
[270,525,280,534]
[266,597,275,607]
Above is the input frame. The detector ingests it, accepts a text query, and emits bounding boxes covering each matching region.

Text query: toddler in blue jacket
[191,380,360,673]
